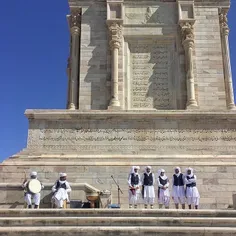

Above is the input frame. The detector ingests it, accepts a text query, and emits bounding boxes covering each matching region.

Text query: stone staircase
[0,209,236,235]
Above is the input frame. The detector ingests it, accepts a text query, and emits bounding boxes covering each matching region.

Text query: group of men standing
[128,166,200,209]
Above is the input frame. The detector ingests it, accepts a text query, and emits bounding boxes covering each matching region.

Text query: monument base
[1,109,236,209]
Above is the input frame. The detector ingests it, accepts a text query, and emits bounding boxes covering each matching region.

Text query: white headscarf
[130,166,140,175]
[186,167,194,178]
[174,167,181,177]
[158,169,167,180]
[145,166,152,174]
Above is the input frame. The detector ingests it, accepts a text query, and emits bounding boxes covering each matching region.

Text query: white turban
[158,169,167,180]
[60,173,67,177]
[30,171,37,177]
[130,166,140,174]
[146,166,151,170]
[186,167,193,177]
[174,167,181,176]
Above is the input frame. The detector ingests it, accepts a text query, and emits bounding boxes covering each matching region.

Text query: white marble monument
[1,0,236,209]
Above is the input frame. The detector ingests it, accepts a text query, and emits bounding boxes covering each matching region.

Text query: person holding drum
[52,173,72,208]
[22,171,44,209]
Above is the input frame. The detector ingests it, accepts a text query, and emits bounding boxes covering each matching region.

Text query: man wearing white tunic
[52,173,72,208]
[128,166,141,209]
[172,167,185,209]
[141,166,155,209]
[157,169,170,209]
[185,168,200,209]
[22,171,44,209]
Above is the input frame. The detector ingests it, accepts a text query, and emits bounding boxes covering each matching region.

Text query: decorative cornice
[24,109,236,121]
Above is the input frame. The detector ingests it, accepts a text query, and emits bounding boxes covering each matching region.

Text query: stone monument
[1,0,236,209]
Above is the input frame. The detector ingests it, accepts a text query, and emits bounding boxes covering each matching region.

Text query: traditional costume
[172,167,185,209]
[22,171,44,209]
[141,166,155,209]
[128,166,141,208]
[157,169,170,209]
[185,168,200,209]
[52,173,72,208]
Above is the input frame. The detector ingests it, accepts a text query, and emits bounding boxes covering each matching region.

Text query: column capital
[68,8,82,30]
[219,8,230,36]
[180,21,195,45]
[108,22,122,50]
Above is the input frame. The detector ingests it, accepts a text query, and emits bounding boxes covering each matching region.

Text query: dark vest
[130,173,139,186]
[159,176,168,186]
[143,173,153,186]
[173,173,184,186]
[55,180,67,190]
[158,176,168,198]
[186,175,196,187]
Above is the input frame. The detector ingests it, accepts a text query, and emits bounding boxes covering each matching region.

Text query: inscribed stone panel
[128,40,174,109]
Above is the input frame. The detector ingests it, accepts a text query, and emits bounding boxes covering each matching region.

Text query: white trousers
[187,197,200,206]
[143,186,155,205]
[54,198,64,208]
[25,193,41,206]
[128,190,140,205]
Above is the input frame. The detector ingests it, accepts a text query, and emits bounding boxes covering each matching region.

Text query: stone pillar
[180,22,198,109]
[67,8,81,110]
[108,22,122,109]
[219,8,235,110]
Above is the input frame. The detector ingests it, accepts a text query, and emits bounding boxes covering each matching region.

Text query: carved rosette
[219,8,229,36]
[108,23,122,50]
[68,9,81,35]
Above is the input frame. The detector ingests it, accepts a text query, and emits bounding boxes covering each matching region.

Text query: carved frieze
[27,119,236,154]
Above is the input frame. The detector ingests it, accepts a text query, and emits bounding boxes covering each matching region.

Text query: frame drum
[28,179,42,194]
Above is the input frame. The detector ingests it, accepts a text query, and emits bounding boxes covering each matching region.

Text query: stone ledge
[24,109,236,120]
[0,183,100,194]
[0,226,236,235]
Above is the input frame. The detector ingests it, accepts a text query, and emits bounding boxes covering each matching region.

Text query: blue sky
[0,1,236,162]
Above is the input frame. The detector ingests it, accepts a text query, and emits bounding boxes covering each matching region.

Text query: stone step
[1,209,236,218]
[1,216,236,227]
[0,226,236,236]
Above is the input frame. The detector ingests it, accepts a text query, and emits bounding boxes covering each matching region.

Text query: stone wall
[194,7,226,110]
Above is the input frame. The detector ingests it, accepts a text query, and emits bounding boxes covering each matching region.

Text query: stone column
[219,8,235,110]
[67,9,81,110]
[108,22,122,109]
[180,22,198,109]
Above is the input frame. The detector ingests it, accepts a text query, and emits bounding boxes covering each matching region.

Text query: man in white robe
[157,169,170,209]
[22,171,44,209]
[172,167,185,209]
[185,167,200,209]
[128,166,141,209]
[52,173,72,208]
[141,166,155,209]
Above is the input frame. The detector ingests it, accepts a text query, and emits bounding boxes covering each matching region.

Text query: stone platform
[1,110,236,209]
[0,209,236,235]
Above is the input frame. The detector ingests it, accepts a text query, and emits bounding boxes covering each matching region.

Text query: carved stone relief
[27,119,236,155]
[127,40,175,110]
